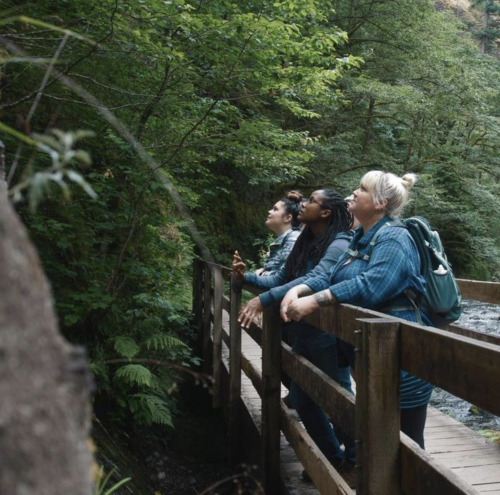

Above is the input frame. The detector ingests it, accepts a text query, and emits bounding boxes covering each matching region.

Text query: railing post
[355,318,401,495]
[261,307,282,494]
[212,267,224,408]
[228,275,242,463]
[202,264,212,375]
[192,255,204,354]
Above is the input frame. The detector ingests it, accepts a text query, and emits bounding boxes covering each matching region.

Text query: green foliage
[94,467,131,495]
[3,0,500,431]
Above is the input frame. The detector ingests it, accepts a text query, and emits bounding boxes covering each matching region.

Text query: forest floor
[94,377,259,495]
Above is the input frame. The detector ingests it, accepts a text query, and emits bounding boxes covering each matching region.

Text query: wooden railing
[192,258,500,495]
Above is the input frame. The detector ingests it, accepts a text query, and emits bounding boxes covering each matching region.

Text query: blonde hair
[360,171,417,217]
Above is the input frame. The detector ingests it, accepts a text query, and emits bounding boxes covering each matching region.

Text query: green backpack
[350,216,462,328]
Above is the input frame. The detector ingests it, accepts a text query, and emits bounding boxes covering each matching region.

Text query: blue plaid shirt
[305,216,433,409]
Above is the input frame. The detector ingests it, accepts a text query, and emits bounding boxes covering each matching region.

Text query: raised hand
[232,250,246,282]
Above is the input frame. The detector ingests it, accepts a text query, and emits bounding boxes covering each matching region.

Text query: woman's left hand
[238,297,263,329]
[284,296,319,322]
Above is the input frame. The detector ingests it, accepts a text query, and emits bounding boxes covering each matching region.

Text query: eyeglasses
[303,197,325,208]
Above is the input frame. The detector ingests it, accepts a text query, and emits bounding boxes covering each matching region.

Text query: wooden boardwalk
[222,328,500,495]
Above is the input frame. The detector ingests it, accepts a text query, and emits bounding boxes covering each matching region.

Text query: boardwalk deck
[221,327,500,495]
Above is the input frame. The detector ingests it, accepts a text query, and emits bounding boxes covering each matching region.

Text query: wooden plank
[212,267,224,408]
[244,321,263,347]
[355,318,400,495]
[241,353,263,398]
[192,257,204,353]
[261,308,282,495]
[304,304,383,346]
[202,264,212,374]
[401,434,481,495]
[229,275,242,463]
[222,293,230,313]
[204,260,232,280]
[451,466,500,485]
[400,322,500,417]
[445,324,500,347]
[281,342,355,437]
[457,279,500,305]
[280,403,353,495]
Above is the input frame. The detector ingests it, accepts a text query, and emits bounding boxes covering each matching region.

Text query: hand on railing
[282,295,320,323]
[238,296,263,329]
[279,287,301,321]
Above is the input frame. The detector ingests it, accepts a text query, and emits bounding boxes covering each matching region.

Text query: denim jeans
[289,321,355,463]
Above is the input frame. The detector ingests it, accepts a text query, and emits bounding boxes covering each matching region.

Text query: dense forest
[2,0,500,434]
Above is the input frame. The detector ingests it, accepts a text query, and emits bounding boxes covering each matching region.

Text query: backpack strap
[345,221,399,261]
[347,220,425,325]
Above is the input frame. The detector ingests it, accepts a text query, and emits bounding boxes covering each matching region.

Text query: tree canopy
[1,0,500,425]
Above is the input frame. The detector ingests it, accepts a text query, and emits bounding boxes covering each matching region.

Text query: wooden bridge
[192,259,500,495]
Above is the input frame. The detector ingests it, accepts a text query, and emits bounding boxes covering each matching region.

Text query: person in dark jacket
[255,190,303,276]
[233,189,356,485]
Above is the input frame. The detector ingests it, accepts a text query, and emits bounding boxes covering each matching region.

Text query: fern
[144,333,187,351]
[111,336,140,358]
[114,364,152,387]
[130,393,174,426]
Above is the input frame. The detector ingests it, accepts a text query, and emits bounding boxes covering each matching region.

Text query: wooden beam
[228,275,242,464]
[280,403,353,495]
[400,321,500,416]
[202,264,212,375]
[401,434,480,495]
[212,267,224,408]
[281,342,355,437]
[445,323,500,346]
[457,279,500,305]
[261,308,282,494]
[244,322,263,347]
[192,257,204,354]
[241,353,263,398]
[355,318,401,495]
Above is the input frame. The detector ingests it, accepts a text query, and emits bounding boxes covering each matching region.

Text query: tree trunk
[0,181,93,495]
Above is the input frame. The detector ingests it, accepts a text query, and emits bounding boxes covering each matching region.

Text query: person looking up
[281,171,433,452]
[233,189,357,486]
[254,190,303,276]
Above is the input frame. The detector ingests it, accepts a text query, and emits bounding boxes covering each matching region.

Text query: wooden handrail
[195,259,500,495]
[457,278,500,305]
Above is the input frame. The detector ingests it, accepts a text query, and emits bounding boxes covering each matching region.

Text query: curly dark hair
[285,189,353,281]
[281,190,303,228]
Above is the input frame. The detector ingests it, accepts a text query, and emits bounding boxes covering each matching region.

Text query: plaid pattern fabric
[305,217,433,408]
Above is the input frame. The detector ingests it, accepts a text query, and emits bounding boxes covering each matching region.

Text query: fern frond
[111,336,140,358]
[145,333,187,351]
[134,316,163,335]
[114,364,152,387]
[131,393,174,426]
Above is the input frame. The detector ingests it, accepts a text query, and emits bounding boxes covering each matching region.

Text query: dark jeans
[401,404,428,449]
[337,339,428,450]
[290,322,355,463]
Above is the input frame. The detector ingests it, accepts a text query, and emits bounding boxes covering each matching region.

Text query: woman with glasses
[281,171,433,452]
[232,189,357,486]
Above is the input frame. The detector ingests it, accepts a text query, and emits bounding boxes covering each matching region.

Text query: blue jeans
[290,322,355,463]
